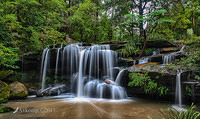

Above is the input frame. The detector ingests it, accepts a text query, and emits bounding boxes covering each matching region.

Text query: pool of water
[0,96,175,119]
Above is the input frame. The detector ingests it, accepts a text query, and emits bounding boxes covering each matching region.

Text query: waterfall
[40,44,127,99]
[115,69,125,85]
[162,54,175,65]
[153,50,160,56]
[77,50,86,97]
[163,45,185,65]
[179,45,185,52]
[55,48,61,78]
[138,49,160,64]
[138,57,150,64]
[40,48,48,80]
[175,70,182,108]
[41,49,50,90]
[133,60,136,65]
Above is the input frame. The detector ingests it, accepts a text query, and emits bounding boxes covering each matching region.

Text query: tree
[122,9,175,57]
[67,0,97,42]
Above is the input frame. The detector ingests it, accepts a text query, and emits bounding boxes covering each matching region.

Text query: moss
[0,81,10,104]
[9,81,28,99]
[134,62,160,68]
[12,92,27,98]
[0,70,14,80]
[0,106,14,113]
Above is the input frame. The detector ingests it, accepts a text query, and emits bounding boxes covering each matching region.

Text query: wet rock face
[121,63,192,98]
[9,82,28,99]
[0,80,10,103]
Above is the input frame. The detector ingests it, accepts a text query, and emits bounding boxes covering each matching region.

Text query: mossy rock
[9,81,28,99]
[0,70,14,80]
[133,62,160,68]
[0,80,10,103]
[0,106,14,113]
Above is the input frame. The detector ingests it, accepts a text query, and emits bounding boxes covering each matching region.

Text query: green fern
[160,104,200,119]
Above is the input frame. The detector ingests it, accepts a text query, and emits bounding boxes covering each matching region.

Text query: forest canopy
[0,0,200,70]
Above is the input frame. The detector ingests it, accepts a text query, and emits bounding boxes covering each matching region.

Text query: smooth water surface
[0,97,170,119]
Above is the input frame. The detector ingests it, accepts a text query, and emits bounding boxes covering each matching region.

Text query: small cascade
[133,60,136,65]
[62,44,80,93]
[138,57,150,64]
[115,69,125,85]
[40,48,48,80]
[162,54,175,65]
[162,45,185,65]
[53,44,56,48]
[77,49,85,97]
[138,49,160,64]
[41,49,50,89]
[84,80,127,99]
[76,45,126,99]
[40,44,127,99]
[153,50,160,56]
[55,48,61,77]
[175,70,182,108]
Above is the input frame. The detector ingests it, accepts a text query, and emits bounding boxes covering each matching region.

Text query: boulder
[105,79,115,84]
[0,80,10,103]
[9,82,28,99]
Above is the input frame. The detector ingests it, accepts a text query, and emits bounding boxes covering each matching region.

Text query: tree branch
[132,0,139,6]
[142,0,148,10]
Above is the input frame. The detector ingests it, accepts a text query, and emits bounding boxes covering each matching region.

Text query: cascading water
[40,44,127,99]
[163,46,185,65]
[115,69,126,85]
[175,70,182,108]
[77,49,85,97]
[41,48,50,89]
[55,48,61,78]
[138,49,160,64]
[138,57,150,64]
[62,44,79,93]
[77,45,126,99]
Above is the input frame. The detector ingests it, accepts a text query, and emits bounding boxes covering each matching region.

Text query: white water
[175,70,182,108]
[41,49,50,89]
[40,44,126,99]
[40,48,48,80]
[138,57,150,64]
[163,45,185,65]
[77,50,86,97]
[55,48,61,77]
[115,69,125,85]
[138,49,160,64]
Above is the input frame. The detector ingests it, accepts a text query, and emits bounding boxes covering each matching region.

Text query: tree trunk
[139,30,146,58]
[192,12,195,34]
[138,0,144,37]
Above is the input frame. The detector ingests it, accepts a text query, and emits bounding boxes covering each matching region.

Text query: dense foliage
[128,72,168,96]
[0,0,200,100]
[0,0,200,70]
